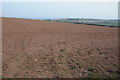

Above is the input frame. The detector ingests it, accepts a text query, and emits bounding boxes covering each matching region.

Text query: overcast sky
[1,0,119,2]
[1,2,118,19]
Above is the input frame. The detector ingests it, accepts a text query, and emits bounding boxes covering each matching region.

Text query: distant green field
[49,18,118,27]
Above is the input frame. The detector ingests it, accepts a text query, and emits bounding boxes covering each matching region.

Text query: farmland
[2,17,119,78]
[50,18,118,27]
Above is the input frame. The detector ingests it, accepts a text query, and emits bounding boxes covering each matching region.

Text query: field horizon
[1,17,119,28]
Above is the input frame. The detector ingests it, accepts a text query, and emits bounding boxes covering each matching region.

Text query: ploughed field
[2,17,119,78]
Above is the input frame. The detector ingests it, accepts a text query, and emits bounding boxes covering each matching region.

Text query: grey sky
[1,2,118,19]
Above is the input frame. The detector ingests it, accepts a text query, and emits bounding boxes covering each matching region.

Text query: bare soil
[2,17,119,78]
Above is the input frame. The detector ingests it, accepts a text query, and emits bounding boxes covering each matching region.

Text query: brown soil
[2,17,119,78]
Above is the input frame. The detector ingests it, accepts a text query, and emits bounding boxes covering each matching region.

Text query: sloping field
[2,17,119,78]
